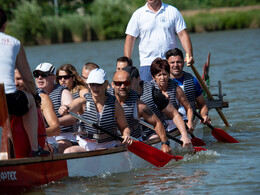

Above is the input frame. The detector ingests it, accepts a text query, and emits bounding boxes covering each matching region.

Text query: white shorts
[77,135,121,151]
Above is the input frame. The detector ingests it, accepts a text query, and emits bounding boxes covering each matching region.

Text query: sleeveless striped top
[140,81,167,137]
[80,92,118,143]
[122,89,142,138]
[182,71,196,110]
[151,79,179,109]
[39,84,74,133]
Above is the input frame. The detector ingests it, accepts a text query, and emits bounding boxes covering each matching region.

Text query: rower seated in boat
[109,70,173,154]
[166,48,211,128]
[122,66,191,148]
[58,68,133,153]
[34,62,78,153]
[15,69,61,155]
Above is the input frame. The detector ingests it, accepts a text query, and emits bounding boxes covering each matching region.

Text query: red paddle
[193,111,239,143]
[70,112,183,168]
[190,133,206,146]
[184,122,206,146]
[166,133,207,152]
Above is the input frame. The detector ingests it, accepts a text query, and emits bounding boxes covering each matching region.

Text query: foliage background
[1,0,260,45]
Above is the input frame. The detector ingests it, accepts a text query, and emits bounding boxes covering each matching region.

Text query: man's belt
[78,131,111,140]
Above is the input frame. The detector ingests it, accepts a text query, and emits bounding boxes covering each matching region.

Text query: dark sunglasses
[57,75,73,80]
[113,81,131,87]
[89,83,103,87]
[33,72,51,78]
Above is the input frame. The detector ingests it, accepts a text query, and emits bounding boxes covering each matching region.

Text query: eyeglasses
[89,83,103,87]
[57,75,73,80]
[113,81,131,87]
[33,72,51,78]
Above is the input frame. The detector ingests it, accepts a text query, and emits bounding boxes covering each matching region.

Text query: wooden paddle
[138,120,207,152]
[193,111,239,143]
[70,112,183,168]
[186,53,230,127]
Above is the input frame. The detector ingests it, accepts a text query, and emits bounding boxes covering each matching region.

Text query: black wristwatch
[161,140,170,146]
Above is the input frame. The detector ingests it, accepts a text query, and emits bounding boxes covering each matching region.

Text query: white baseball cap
[33,62,55,74]
[87,68,107,84]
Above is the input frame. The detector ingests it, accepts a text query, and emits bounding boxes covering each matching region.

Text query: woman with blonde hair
[56,64,89,99]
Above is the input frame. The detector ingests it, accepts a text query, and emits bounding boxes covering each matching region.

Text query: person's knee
[149,134,158,140]
[63,147,73,154]
[64,146,84,154]
[57,140,72,153]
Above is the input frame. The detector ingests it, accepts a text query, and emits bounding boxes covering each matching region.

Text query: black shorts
[6,90,29,116]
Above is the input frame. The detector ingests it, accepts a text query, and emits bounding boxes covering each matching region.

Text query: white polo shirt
[125,2,186,66]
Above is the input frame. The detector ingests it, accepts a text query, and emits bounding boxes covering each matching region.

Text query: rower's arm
[137,99,172,154]
[176,86,194,132]
[115,101,132,145]
[58,89,77,126]
[196,94,211,125]
[40,93,61,136]
[162,103,191,147]
[16,44,37,95]
[124,35,136,58]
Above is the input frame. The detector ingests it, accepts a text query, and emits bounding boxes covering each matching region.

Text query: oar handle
[139,119,184,145]
[69,111,123,142]
[193,110,214,130]
[184,122,196,139]
[166,133,183,145]
[186,53,229,127]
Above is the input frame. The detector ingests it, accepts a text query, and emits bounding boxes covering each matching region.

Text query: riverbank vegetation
[3,0,260,45]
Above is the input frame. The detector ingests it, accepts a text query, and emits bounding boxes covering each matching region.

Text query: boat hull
[0,140,163,190]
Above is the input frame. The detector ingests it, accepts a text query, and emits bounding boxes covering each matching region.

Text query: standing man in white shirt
[124,0,194,81]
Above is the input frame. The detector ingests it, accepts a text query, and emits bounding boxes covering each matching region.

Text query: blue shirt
[172,75,203,97]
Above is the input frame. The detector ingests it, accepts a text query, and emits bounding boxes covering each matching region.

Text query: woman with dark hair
[56,64,89,99]
[150,58,194,135]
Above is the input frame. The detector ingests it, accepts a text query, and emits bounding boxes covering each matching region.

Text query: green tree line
[2,0,260,45]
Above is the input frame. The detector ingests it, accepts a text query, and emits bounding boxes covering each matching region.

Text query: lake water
[21,28,260,194]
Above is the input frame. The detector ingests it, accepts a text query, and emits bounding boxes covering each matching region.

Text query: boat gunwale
[0,132,180,167]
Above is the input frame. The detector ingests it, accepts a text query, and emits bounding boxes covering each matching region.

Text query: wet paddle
[179,112,206,146]
[166,133,207,152]
[70,112,183,168]
[190,132,206,146]
[138,120,207,152]
[193,111,239,143]
[183,122,206,146]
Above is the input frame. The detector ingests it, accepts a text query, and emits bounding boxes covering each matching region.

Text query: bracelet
[161,140,170,146]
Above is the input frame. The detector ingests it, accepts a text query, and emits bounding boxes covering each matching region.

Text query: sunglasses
[89,83,103,87]
[33,72,51,78]
[57,75,73,80]
[113,81,131,87]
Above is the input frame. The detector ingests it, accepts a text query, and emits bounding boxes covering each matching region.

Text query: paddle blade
[127,141,183,167]
[211,128,239,143]
[193,146,207,152]
[191,136,206,146]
